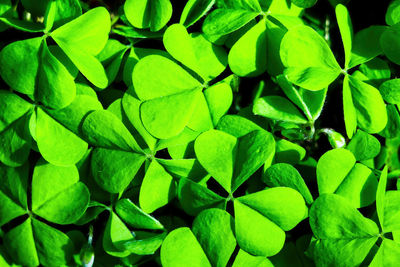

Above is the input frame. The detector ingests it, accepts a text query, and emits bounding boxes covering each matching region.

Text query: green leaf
[163,24,227,81]
[383,190,400,232]
[3,218,39,266]
[217,114,264,137]
[381,22,400,65]
[118,231,166,255]
[380,104,400,138]
[253,95,308,124]
[31,159,89,224]
[349,26,386,68]
[335,4,353,69]
[51,7,110,88]
[370,239,400,266]
[38,41,76,109]
[228,20,267,77]
[4,218,75,266]
[190,33,228,81]
[275,139,306,164]
[161,227,211,267]
[346,130,381,161]
[316,148,378,208]
[237,187,307,231]
[232,249,274,267]
[141,87,202,139]
[180,0,215,27]
[317,148,355,195]
[216,0,262,11]
[0,112,32,167]
[82,110,141,152]
[277,75,327,121]
[343,75,357,138]
[376,166,388,231]
[133,55,202,100]
[263,163,313,204]
[124,0,172,32]
[291,0,317,8]
[192,209,236,267]
[348,75,388,134]
[203,82,233,126]
[178,178,226,216]
[386,0,400,26]
[380,79,400,104]
[103,212,133,257]
[139,160,176,213]
[91,148,145,193]
[0,163,28,226]
[194,130,236,192]
[52,0,82,29]
[359,58,391,87]
[45,92,103,134]
[280,25,341,90]
[163,24,202,78]
[115,199,164,230]
[0,37,42,95]
[309,194,379,266]
[234,199,285,257]
[133,55,204,139]
[202,9,259,41]
[195,129,275,192]
[36,107,88,166]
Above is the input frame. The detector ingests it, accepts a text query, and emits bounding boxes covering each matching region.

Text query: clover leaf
[132,24,231,139]
[316,148,378,208]
[0,159,89,266]
[309,194,380,266]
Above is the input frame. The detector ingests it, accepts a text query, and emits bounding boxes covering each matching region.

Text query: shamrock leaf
[309,194,380,266]
[132,25,230,139]
[0,88,102,167]
[316,148,378,208]
[235,187,307,256]
[194,129,275,193]
[0,159,90,266]
[82,109,146,193]
[161,208,276,267]
[343,75,387,137]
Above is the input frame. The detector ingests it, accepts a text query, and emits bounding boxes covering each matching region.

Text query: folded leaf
[124,0,172,32]
[263,163,313,205]
[51,7,110,88]
[253,95,308,124]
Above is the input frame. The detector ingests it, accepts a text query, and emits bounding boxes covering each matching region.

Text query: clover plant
[1,0,400,266]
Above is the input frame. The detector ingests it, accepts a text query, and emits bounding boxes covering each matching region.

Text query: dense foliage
[0,0,400,266]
